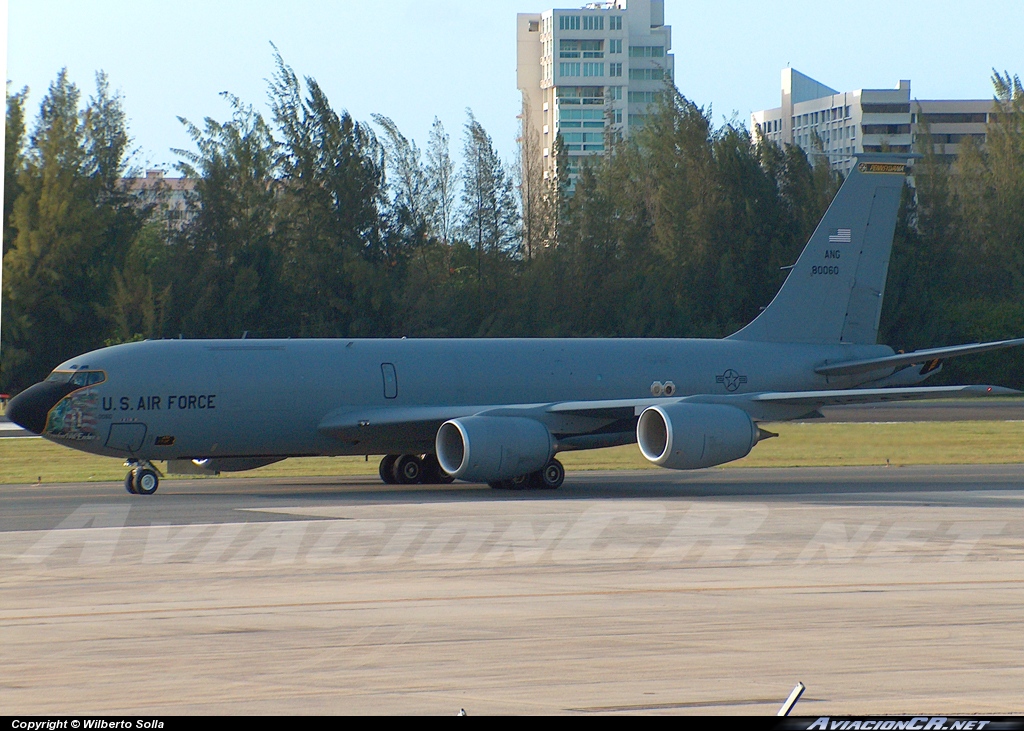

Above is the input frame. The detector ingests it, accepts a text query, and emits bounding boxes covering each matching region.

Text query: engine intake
[436,416,554,483]
[637,403,760,470]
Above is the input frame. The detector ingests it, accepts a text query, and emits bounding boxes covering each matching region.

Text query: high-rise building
[121,169,196,230]
[517,1,675,187]
[752,68,994,174]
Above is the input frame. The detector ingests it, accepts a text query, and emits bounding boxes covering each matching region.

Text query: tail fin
[730,154,909,345]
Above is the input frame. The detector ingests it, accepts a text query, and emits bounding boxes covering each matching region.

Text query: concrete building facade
[122,170,195,230]
[752,69,995,174]
[517,0,675,187]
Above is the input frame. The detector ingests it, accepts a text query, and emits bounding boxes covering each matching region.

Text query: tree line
[2,57,1023,393]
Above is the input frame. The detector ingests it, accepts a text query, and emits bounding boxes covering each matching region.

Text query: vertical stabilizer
[730,154,909,345]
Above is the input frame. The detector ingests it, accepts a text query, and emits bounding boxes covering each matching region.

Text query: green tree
[4,86,28,257]
[459,111,520,264]
[269,51,388,337]
[1,71,145,391]
[173,94,283,338]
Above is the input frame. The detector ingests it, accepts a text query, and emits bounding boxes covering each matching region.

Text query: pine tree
[459,111,520,270]
[425,118,456,247]
[2,71,144,391]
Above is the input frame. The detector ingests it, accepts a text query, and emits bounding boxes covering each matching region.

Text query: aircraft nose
[6,381,77,435]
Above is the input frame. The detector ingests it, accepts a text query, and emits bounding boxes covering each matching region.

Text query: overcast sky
[8,1,1023,172]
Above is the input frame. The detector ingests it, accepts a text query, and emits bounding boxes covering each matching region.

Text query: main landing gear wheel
[488,460,564,491]
[392,454,423,485]
[124,472,138,495]
[421,454,455,485]
[488,475,529,491]
[379,454,454,485]
[379,455,400,484]
[533,458,565,490]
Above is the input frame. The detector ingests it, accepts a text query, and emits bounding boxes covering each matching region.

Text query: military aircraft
[7,154,1024,494]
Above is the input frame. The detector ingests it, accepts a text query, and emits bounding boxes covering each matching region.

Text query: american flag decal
[828,228,852,244]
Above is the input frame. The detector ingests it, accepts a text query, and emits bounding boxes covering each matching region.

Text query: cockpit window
[47,370,106,387]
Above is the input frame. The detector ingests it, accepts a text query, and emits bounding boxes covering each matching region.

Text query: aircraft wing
[317,402,599,450]
[815,338,1024,377]
[320,385,1019,449]
[553,385,1019,422]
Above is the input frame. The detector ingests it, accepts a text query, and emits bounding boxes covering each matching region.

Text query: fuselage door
[381,363,398,399]
[106,422,148,453]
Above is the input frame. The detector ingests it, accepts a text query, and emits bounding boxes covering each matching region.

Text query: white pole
[778,681,806,716]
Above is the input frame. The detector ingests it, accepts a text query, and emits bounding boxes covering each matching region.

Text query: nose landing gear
[124,460,161,495]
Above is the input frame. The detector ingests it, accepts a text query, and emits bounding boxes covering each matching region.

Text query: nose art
[6,381,77,435]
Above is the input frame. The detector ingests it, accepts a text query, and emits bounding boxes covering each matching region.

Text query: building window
[583,62,604,77]
[861,103,911,114]
[560,108,605,127]
[609,63,623,77]
[608,85,622,100]
[609,16,622,31]
[862,124,911,135]
[614,109,623,124]
[557,86,604,105]
[609,39,622,54]
[560,62,581,77]
[629,67,666,81]
[628,91,662,104]
[629,46,665,58]
[921,112,989,124]
[563,40,604,59]
[583,15,604,31]
[559,15,580,30]
[561,131,604,144]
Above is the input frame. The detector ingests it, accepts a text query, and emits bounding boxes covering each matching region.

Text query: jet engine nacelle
[637,403,760,470]
[436,416,554,483]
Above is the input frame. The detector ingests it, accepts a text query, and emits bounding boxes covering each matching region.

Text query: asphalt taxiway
[2,466,1024,715]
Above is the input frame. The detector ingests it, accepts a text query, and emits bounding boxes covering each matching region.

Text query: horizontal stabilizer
[748,384,1019,406]
[815,337,1024,377]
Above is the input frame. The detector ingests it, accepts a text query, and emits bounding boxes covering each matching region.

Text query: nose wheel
[124,461,161,495]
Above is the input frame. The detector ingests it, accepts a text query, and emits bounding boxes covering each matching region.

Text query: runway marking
[4,576,1024,623]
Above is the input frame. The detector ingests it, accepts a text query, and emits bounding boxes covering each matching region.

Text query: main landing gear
[488,458,565,491]
[377,454,565,490]
[379,454,456,485]
[124,460,161,495]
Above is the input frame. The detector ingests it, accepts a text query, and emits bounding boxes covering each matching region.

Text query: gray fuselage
[44,337,891,461]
